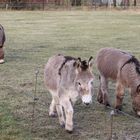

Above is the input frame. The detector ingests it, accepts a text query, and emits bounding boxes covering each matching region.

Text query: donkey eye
[78,82,81,86]
[91,81,93,85]
[76,82,81,86]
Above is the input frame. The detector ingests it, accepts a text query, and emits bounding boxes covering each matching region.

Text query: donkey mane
[58,55,89,75]
[58,55,76,75]
[73,58,89,71]
[121,55,140,74]
[80,60,89,71]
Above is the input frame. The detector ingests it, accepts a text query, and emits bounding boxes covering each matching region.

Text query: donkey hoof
[60,123,65,128]
[0,59,5,64]
[106,103,111,107]
[97,98,103,104]
[66,129,73,134]
[115,106,122,111]
[65,125,73,133]
[49,113,57,118]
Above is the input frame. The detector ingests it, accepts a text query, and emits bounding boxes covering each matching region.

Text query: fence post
[31,69,39,132]
[6,4,9,10]
[108,110,115,140]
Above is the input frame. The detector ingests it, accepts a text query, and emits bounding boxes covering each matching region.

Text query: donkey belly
[97,55,119,80]
[96,48,131,80]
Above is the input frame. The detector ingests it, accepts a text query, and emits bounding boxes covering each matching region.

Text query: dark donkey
[96,48,140,116]
[0,24,6,64]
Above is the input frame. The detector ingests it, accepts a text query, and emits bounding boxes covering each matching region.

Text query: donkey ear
[73,57,82,73]
[88,56,94,68]
[136,84,140,93]
[73,57,81,68]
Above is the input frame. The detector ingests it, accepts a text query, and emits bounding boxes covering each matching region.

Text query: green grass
[0,10,140,140]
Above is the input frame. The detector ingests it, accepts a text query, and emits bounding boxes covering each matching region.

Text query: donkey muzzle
[82,94,92,105]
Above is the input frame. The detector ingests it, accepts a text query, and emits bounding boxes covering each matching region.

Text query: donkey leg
[56,104,65,128]
[97,79,103,104]
[54,96,65,127]
[49,98,57,117]
[0,47,4,64]
[115,82,124,110]
[100,76,110,106]
[61,98,73,133]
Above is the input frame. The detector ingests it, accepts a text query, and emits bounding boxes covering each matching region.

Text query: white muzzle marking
[82,94,92,104]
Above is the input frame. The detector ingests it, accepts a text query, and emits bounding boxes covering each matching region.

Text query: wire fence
[0,69,140,139]
[0,0,140,10]
[25,70,140,139]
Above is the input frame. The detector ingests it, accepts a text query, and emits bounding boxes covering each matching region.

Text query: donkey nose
[82,94,92,105]
[84,102,90,106]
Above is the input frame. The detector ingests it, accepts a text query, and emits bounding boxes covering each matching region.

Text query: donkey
[0,24,6,64]
[96,48,140,116]
[44,54,94,132]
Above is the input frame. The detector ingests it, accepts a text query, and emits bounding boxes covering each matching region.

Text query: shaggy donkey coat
[44,54,94,132]
[0,24,6,61]
[96,48,140,116]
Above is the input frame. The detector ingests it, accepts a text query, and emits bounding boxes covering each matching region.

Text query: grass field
[0,10,140,140]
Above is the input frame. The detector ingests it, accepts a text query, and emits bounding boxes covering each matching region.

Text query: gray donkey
[44,54,94,132]
[96,48,140,116]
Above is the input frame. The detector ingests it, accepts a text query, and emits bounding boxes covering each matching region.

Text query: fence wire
[0,69,140,140]
[0,0,140,10]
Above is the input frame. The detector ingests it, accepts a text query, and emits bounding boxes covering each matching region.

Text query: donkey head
[74,57,94,105]
[132,84,140,116]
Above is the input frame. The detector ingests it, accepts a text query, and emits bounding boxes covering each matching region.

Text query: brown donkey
[44,54,94,132]
[0,24,6,64]
[96,48,140,116]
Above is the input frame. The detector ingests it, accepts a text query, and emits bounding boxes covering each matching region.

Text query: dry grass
[0,11,140,140]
